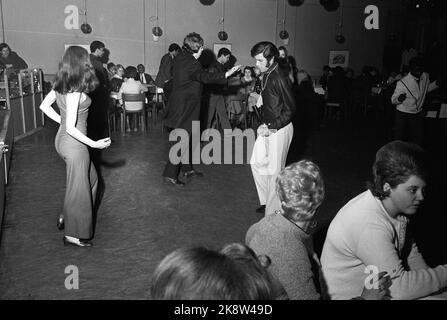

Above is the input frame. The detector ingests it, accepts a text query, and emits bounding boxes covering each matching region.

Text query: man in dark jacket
[87,40,110,140]
[249,41,296,215]
[162,32,240,186]
[203,47,233,132]
[155,43,181,102]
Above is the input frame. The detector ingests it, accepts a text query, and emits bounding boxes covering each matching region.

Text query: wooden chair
[146,85,166,131]
[424,99,442,119]
[121,93,146,134]
[226,93,249,129]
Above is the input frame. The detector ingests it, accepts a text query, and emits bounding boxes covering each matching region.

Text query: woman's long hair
[53,46,98,94]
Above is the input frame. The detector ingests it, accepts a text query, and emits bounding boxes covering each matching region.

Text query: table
[419,289,447,300]
[425,103,447,119]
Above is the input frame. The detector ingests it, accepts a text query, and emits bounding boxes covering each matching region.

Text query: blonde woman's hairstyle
[276,160,325,222]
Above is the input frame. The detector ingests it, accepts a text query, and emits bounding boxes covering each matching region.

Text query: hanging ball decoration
[335,34,345,44]
[288,0,305,6]
[279,30,289,40]
[320,0,339,12]
[81,23,92,34]
[152,26,163,37]
[218,31,228,41]
[200,0,215,5]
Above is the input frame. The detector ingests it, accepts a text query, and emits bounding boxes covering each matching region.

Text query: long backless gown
[55,92,98,239]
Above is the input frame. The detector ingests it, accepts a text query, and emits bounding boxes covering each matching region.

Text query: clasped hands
[257,124,276,137]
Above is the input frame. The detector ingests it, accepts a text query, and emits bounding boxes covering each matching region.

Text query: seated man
[0,43,28,70]
[321,140,447,300]
[137,64,155,86]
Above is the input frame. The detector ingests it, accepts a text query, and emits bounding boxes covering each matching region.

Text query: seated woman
[321,140,447,300]
[150,242,287,300]
[226,66,256,127]
[117,66,148,104]
[110,64,125,93]
[0,43,28,70]
[117,66,148,131]
[246,160,391,300]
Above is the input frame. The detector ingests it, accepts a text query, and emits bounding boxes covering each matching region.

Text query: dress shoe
[63,236,93,247]
[256,205,266,214]
[57,215,64,230]
[163,177,185,186]
[183,170,204,178]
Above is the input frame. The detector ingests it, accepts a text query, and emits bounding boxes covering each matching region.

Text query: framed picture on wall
[213,43,232,57]
[328,50,349,68]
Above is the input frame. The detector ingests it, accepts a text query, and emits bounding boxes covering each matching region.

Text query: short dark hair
[125,66,139,81]
[183,32,204,54]
[251,41,279,63]
[168,43,181,52]
[368,140,428,200]
[278,46,288,57]
[217,47,231,58]
[53,46,98,94]
[0,43,10,52]
[90,40,105,53]
[409,57,424,70]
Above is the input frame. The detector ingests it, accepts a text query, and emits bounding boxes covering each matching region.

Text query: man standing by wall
[250,41,296,215]
[155,43,181,103]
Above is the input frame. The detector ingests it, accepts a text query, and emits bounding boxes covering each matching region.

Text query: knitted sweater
[321,190,447,300]
[246,213,320,300]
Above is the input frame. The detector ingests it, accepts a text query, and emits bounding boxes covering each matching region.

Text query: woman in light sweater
[246,160,391,300]
[321,140,447,300]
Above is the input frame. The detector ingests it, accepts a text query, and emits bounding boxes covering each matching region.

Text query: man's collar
[264,62,278,76]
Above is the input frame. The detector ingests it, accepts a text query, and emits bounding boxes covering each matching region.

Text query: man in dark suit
[155,43,181,103]
[137,64,155,85]
[162,32,241,186]
[88,40,110,140]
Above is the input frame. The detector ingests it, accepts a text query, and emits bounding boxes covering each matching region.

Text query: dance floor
[1,116,446,299]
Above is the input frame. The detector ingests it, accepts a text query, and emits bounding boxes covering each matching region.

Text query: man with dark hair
[87,40,110,195]
[249,41,296,215]
[87,40,109,140]
[391,57,438,145]
[137,64,155,85]
[155,43,181,102]
[203,47,233,132]
[162,32,240,186]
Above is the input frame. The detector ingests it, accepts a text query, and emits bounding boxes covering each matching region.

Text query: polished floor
[0,115,446,299]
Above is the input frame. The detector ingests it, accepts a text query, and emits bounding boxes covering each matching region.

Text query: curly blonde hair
[275,160,325,222]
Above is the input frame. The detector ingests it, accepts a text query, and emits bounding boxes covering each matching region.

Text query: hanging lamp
[279,0,289,44]
[218,0,228,41]
[151,0,163,41]
[200,0,215,5]
[80,0,92,34]
[335,0,345,43]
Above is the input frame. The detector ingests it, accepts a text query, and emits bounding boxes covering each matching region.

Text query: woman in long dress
[39,46,111,247]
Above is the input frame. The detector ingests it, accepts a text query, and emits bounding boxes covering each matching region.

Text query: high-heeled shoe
[63,236,93,247]
[57,216,64,230]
